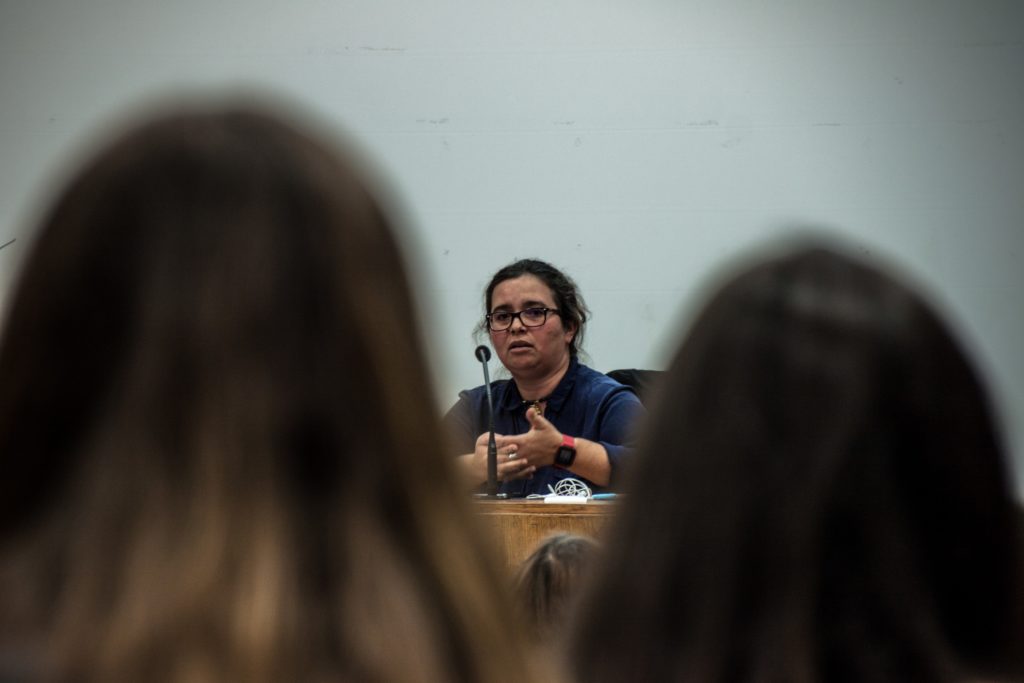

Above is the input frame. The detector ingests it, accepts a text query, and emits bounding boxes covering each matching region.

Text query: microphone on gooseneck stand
[475,345,500,497]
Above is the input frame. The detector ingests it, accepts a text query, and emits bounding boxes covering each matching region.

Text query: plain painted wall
[2,0,1022,490]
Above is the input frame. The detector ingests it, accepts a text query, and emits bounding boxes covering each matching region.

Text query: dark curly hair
[475,258,590,357]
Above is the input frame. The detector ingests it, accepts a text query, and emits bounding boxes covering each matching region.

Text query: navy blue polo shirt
[443,357,644,496]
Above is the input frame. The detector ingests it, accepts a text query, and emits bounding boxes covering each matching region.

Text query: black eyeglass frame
[485,306,561,332]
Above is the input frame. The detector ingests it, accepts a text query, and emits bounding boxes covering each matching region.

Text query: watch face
[555,446,576,467]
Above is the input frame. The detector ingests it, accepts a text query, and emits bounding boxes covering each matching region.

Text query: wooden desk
[473,499,616,570]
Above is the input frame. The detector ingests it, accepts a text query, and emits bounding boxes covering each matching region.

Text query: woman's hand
[458,431,535,486]
[496,406,562,468]
[500,406,613,486]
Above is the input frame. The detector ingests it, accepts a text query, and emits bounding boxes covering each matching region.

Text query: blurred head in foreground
[515,533,600,644]
[571,241,1023,682]
[0,101,539,682]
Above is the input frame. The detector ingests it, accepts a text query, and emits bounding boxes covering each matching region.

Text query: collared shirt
[443,357,645,496]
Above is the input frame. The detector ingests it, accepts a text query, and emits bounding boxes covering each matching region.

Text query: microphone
[474,345,499,496]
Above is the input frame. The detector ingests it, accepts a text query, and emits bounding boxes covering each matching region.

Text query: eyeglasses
[486,307,560,332]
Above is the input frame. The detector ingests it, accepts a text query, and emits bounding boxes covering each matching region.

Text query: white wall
[2,0,1023,489]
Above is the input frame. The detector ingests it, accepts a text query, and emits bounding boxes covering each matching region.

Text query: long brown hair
[0,102,542,682]
[571,243,1024,682]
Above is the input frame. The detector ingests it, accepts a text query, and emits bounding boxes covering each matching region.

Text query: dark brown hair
[571,243,1024,683]
[475,258,589,357]
[514,533,599,643]
[0,103,543,683]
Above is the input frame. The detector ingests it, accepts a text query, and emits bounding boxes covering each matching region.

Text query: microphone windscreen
[474,345,491,362]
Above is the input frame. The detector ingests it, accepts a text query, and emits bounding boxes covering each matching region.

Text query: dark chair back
[605,369,664,405]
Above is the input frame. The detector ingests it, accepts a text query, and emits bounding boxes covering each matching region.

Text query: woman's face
[487,274,575,381]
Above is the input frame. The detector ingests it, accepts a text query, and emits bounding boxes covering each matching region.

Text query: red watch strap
[561,434,576,449]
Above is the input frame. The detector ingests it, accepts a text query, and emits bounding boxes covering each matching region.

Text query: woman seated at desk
[444,258,644,497]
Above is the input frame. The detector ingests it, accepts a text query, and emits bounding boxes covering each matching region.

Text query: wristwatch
[554,434,577,468]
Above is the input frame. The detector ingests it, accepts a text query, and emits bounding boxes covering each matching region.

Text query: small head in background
[515,533,600,643]
[572,241,1024,682]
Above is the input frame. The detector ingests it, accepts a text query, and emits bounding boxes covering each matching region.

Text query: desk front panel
[473,499,616,570]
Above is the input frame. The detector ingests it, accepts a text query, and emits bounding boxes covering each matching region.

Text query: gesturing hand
[498,405,562,469]
[473,432,535,482]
